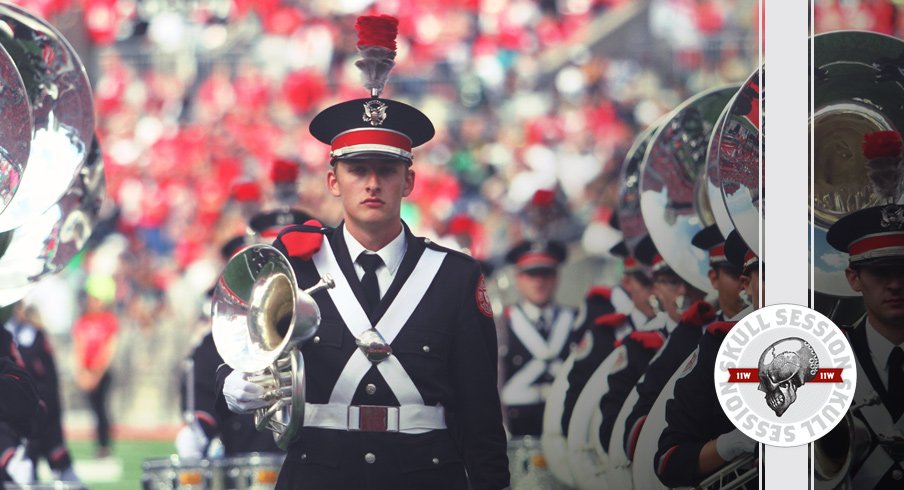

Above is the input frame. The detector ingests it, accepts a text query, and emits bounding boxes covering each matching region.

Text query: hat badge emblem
[880,204,904,230]
[363,99,388,126]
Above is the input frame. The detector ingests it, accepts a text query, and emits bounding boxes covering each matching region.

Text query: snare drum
[142,456,220,490]
[216,453,285,490]
[508,437,569,490]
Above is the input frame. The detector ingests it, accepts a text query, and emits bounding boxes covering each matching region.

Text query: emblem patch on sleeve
[476,274,493,318]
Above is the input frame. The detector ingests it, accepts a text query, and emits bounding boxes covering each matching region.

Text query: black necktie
[888,347,904,420]
[357,253,384,313]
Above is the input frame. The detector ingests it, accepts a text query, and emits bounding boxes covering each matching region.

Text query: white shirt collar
[865,318,902,373]
[518,301,556,324]
[343,224,407,276]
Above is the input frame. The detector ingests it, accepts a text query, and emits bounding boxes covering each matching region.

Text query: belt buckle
[356,405,396,432]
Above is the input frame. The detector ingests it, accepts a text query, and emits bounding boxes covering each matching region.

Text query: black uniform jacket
[845,319,904,489]
[0,327,41,482]
[596,326,667,453]
[219,223,509,490]
[621,317,711,460]
[6,321,72,469]
[499,303,575,437]
[655,321,746,488]
[191,332,280,454]
[0,327,38,438]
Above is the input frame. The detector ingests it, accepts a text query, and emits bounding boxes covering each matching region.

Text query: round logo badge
[713,304,856,447]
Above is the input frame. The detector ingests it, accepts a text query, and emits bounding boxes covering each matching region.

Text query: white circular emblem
[713,304,856,447]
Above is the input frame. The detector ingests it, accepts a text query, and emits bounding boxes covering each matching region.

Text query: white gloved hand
[175,422,209,459]
[6,444,34,484]
[715,429,756,462]
[223,370,270,414]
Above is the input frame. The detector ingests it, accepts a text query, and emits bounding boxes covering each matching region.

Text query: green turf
[68,439,176,489]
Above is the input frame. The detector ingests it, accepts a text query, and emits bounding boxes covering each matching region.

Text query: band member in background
[0,309,41,484]
[622,224,744,461]
[595,234,710,455]
[655,231,759,488]
[498,239,576,437]
[72,275,120,459]
[4,302,78,481]
[559,240,654,436]
[219,14,509,489]
[827,202,904,489]
[176,234,284,459]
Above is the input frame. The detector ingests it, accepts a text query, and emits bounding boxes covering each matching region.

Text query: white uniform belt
[304,403,447,433]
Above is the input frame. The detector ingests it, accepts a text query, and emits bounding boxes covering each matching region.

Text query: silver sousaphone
[0,3,95,232]
[810,30,904,489]
[211,244,334,449]
[640,85,740,294]
[0,137,105,307]
[0,37,32,215]
[812,31,904,300]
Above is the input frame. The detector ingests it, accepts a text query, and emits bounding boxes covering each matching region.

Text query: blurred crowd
[11,0,759,430]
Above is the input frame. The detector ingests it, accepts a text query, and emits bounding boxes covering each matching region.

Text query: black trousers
[87,371,112,449]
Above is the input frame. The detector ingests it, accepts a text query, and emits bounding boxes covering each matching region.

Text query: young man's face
[515,268,559,307]
[740,268,761,310]
[327,159,414,231]
[622,273,653,314]
[653,272,686,321]
[846,263,904,328]
[709,265,744,311]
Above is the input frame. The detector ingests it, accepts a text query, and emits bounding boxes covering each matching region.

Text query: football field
[67,439,175,489]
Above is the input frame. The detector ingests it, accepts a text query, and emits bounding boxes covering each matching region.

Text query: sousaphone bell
[211,244,334,449]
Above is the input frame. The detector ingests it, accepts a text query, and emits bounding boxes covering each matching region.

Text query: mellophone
[141,453,284,490]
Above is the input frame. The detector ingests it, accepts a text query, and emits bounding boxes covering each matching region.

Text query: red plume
[355,15,399,51]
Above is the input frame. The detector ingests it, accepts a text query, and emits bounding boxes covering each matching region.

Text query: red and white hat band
[744,250,758,269]
[709,243,727,264]
[849,232,904,262]
[517,252,558,269]
[330,128,413,160]
[624,256,639,271]
[652,254,668,273]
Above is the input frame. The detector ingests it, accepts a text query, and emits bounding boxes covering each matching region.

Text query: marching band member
[218,14,509,489]
[595,234,709,455]
[0,315,40,484]
[655,231,759,488]
[4,302,78,481]
[498,240,576,438]
[177,235,280,459]
[826,199,904,488]
[621,224,744,461]
[559,241,653,436]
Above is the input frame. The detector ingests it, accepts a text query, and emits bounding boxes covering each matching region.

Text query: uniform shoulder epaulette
[594,312,628,328]
[706,321,736,335]
[625,330,665,351]
[275,220,331,261]
[423,237,472,259]
[587,286,612,301]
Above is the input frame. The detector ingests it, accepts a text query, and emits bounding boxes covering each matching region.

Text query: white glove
[175,422,209,459]
[715,429,756,461]
[6,444,34,484]
[223,370,270,414]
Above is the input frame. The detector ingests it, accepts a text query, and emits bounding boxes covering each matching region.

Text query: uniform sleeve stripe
[657,445,679,477]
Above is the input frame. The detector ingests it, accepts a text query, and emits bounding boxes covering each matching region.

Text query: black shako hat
[309,15,434,164]
[724,230,759,273]
[634,235,669,274]
[692,224,729,267]
[505,240,567,272]
[310,98,435,163]
[827,204,904,266]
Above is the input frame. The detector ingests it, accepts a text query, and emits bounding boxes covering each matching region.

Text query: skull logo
[757,338,819,417]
